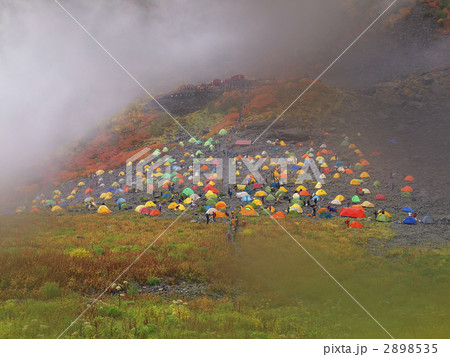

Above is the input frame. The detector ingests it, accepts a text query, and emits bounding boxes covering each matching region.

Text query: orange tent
[299,191,310,196]
[150,209,162,216]
[401,186,414,192]
[403,175,415,182]
[360,159,370,166]
[343,169,354,175]
[272,211,285,219]
[201,165,209,170]
[317,208,328,215]
[351,205,365,211]
[349,221,363,229]
[215,211,227,218]
[240,209,258,216]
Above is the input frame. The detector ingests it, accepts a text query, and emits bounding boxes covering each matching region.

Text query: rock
[422,77,434,85]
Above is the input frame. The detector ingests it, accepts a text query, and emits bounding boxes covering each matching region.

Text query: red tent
[349,221,363,229]
[272,211,285,219]
[375,194,386,201]
[139,207,152,215]
[150,209,162,216]
[252,183,262,189]
[339,207,366,218]
[323,168,331,174]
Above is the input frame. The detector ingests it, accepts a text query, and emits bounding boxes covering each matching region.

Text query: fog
[0,0,436,197]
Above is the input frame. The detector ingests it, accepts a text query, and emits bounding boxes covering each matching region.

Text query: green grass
[0,214,448,338]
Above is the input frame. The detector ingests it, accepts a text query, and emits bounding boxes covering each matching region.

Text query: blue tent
[107,187,115,193]
[403,216,417,225]
[77,195,83,199]
[241,195,252,202]
[205,205,213,210]
[312,195,324,201]
[291,165,300,171]
[115,189,124,193]
[116,198,126,204]
[335,161,345,167]
[401,206,415,213]
[60,202,68,207]
[388,139,398,145]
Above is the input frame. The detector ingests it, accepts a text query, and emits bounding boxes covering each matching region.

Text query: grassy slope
[0,213,448,338]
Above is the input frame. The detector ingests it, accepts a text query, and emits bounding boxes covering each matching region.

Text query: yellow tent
[175,204,185,211]
[361,201,374,208]
[145,201,156,207]
[349,144,356,149]
[262,165,269,170]
[290,204,303,213]
[216,201,227,209]
[97,205,112,214]
[330,156,337,161]
[295,185,307,192]
[280,140,286,146]
[118,171,125,176]
[333,173,340,179]
[350,179,361,185]
[237,184,246,190]
[168,202,178,209]
[197,181,204,187]
[252,199,263,206]
[183,197,192,204]
[335,195,345,201]
[255,191,267,197]
[320,163,328,168]
[78,182,85,186]
[135,205,145,213]
[279,186,288,193]
[51,206,62,212]
[100,193,108,199]
[362,188,371,194]
[315,189,327,195]
[315,182,322,189]
[360,172,370,178]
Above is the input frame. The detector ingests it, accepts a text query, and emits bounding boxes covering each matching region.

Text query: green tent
[351,195,361,203]
[264,186,272,193]
[245,188,254,195]
[205,199,217,206]
[206,194,218,200]
[340,140,349,146]
[354,163,363,170]
[162,147,168,152]
[161,193,172,198]
[291,198,304,206]
[195,140,202,145]
[160,173,170,179]
[120,204,129,210]
[319,210,332,218]
[288,210,300,217]
[219,129,227,135]
[182,188,194,196]
[266,194,275,201]
[188,138,196,143]
[376,214,391,222]
[195,150,204,156]
[400,191,412,198]
[275,190,284,197]
[179,141,184,147]
[373,181,381,188]
[172,176,180,182]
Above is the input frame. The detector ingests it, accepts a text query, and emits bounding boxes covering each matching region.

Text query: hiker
[157,203,162,211]
[374,211,378,220]
[212,211,216,222]
[206,213,210,224]
[344,219,350,227]
[228,188,232,199]
[312,206,317,217]
[242,219,247,228]
[226,230,233,243]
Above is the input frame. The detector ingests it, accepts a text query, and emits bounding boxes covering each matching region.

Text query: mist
[1,0,439,197]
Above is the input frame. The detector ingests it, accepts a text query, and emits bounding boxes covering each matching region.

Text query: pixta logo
[127,149,324,194]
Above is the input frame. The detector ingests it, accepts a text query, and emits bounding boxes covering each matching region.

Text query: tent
[403,216,417,225]
[401,186,414,192]
[348,221,363,229]
[139,207,152,215]
[241,195,252,202]
[97,205,112,214]
[375,194,386,201]
[376,214,391,222]
[404,175,415,182]
[421,216,434,224]
[218,129,228,135]
[51,206,62,212]
[150,209,162,216]
[339,207,366,218]
[271,211,285,219]
[401,206,415,213]
[330,199,342,205]
[361,201,374,208]
[216,201,227,209]
[351,195,361,203]
[319,211,332,218]
[373,181,381,188]
[116,198,126,204]
[135,205,145,213]
[145,201,156,207]
[401,191,412,198]
[240,208,258,216]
